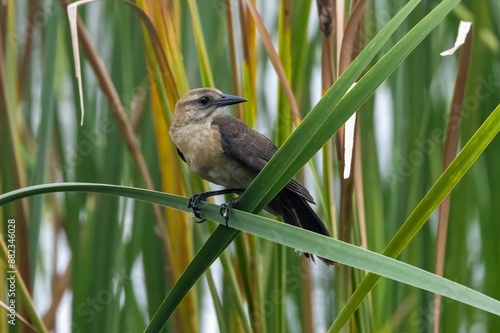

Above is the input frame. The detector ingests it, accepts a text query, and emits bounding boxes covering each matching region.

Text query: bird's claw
[220,198,239,227]
[188,193,239,226]
[187,193,207,223]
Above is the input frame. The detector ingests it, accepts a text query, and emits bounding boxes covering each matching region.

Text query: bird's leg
[187,188,244,223]
[220,198,239,227]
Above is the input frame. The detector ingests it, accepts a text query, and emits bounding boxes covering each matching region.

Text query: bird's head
[173,88,247,126]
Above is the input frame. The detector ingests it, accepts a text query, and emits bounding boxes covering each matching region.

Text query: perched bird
[169,88,333,265]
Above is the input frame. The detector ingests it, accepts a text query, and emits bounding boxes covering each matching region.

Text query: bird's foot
[187,189,244,225]
[187,193,208,223]
[220,198,239,227]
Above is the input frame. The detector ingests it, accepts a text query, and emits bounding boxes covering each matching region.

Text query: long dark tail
[267,190,334,266]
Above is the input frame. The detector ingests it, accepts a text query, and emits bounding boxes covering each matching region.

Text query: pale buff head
[172,88,247,126]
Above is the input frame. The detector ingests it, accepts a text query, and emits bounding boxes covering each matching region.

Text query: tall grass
[0,0,499,332]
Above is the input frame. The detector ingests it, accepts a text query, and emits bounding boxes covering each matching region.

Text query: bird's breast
[170,122,253,188]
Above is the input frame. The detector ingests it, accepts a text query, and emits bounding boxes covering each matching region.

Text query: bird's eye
[199,96,210,105]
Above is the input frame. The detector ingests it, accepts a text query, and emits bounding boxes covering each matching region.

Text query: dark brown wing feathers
[212,114,333,265]
[212,114,315,203]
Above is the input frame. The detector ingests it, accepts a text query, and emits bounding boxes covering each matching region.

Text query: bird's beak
[215,94,247,107]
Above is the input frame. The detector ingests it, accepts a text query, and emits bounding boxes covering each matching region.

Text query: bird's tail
[269,190,334,266]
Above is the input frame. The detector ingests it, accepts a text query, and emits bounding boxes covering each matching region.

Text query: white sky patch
[260,58,278,137]
[311,263,330,333]
[310,66,323,106]
[440,21,472,56]
[34,218,55,315]
[121,197,134,243]
[57,291,73,332]
[57,231,71,275]
[343,83,358,179]
[200,260,224,333]
[374,84,393,178]
[308,1,319,39]
[343,112,357,179]
[132,255,149,320]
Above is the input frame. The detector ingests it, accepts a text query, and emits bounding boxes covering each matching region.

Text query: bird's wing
[213,114,275,170]
[212,114,315,203]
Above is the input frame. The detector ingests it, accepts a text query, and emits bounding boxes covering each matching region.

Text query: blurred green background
[1,0,499,332]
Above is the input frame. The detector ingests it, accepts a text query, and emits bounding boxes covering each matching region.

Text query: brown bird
[169,88,333,265]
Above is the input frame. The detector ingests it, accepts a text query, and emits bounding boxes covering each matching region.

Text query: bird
[169,88,333,265]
